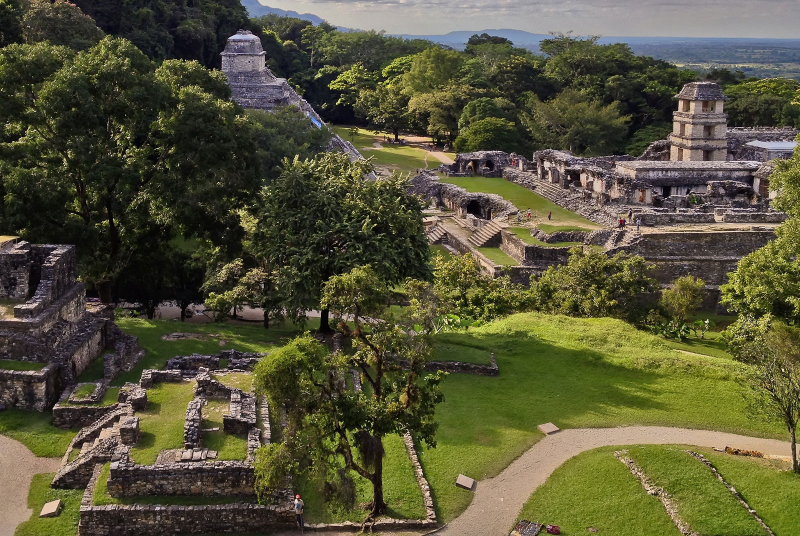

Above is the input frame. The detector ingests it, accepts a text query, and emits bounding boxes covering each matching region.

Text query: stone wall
[139,369,182,388]
[108,448,256,498]
[0,363,59,410]
[0,240,30,300]
[424,352,499,377]
[223,391,256,435]
[53,391,120,429]
[183,398,203,449]
[500,231,573,270]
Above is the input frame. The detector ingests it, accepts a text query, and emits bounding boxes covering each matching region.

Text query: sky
[258,0,800,39]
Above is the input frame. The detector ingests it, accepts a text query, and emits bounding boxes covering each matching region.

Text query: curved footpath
[435,426,797,536]
[0,434,61,536]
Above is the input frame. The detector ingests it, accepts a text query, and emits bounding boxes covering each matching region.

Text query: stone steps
[427,224,446,244]
[468,220,505,247]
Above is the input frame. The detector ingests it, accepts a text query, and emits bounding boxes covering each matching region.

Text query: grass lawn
[202,399,248,461]
[14,473,84,536]
[0,409,76,457]
[440,177,597,228]
[101,387,120,406]
[417,313,784,522]
[72,384,97,398]
[476,247,518,266]
[629,445,766,535]
[430,244,452,258]
[663,330,732,360]
[300,433,426,523]
[331,126,435,175]
[76,352,107,383]
[705,448,800,535]
[113,317,315,386]
[433,333,493,365]
[212,372,254,392]
[518,446,681,535]
[0,359,45,371]
[130,381,196,465]
[508,227,581,248]
[536,224,594,233]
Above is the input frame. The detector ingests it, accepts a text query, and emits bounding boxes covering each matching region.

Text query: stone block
[455,474,475,491]
[39,499,62,518]
[119,417,140,446]
[538,422,560,435]
[118,383,147,411]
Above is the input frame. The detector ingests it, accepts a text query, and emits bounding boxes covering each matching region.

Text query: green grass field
[0,410,76,457]
[130,381,196,465]
[477,247,518,266]
[518,446,682,535]
[508,227,581,248]
[417,313,784,522]
[630,446,766,536]
[331,126,440,175]
[202,399,248,461]
[518,445,800,536]
[433,333,493,365]
[0,359,46,371]
[663,330,732,360]
[440,177,597,228]
[536,224,594,233]
[15,473,84,536]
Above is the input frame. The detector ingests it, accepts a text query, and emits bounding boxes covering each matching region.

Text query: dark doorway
[466,200,482,218]
[663,186,672,198]
[484,160,495,172]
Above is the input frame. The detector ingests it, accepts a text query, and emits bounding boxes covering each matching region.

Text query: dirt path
[434,426,796,536]
[0,434,61,536]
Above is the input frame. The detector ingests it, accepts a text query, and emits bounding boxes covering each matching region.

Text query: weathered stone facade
[669,82,729,162]
[0,363,59,411]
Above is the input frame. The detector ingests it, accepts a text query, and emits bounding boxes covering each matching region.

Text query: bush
[660,275,705,322]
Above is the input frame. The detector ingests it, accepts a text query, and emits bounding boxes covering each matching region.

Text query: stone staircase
[468,220,506,247]
[587,229,642,253]
[427,224,446,244]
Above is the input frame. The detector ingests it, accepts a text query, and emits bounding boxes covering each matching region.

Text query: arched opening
[466,200,482,218]
[483,160,495,172]
[468,160,480,175]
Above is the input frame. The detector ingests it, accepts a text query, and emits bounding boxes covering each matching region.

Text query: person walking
[636,217,641,232]
[547,210,552,220]
[628,209,633,222]
[294,494,305,531]
[527,208,532,220]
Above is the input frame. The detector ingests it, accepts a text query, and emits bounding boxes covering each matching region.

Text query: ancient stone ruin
[0,238,142,411]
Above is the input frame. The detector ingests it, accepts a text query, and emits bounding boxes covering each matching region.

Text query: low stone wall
[195,371,232,398]
[425,352,499,377]
[638,212,716,226]
[108,448,256,498]
[500,231,573,270]
[721,211,788,223]
[166,354,220,371]
[139,369,182,388]
[53,392,120,429]
[183,398,203,449]
[0,363,59,411]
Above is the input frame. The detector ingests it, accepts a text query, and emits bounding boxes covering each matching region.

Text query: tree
[530,248,656,319]
[725,78,800,128]
[0,0,23,47]
[402,47,463,94]
[22,0,104,50]
[660,275,705,322]
[251,152,431,332]
[454,117,519,153]
[253,266,446,522]
[520,89,630,155]
[0,39,261,301]
[727,318,800,472]
[433,253,530,322]
[355,81,410,141]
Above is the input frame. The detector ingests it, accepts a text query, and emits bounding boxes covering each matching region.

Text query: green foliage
[454,117,519,153]
[721,220,800,324]
[530,248,657,319]
[626,123,671,156]
[725,77,800,127]
[0,0,23,47]
[661,275,706,322]
[0,359,45,371]
[433,253,529,322]
[521,89,630,155]
[250,152,431,330]
[253,267,446,517]
[21,0,104,50]
[0,38,261,301]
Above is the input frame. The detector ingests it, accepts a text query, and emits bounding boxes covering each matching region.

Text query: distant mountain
[241,0,325,25]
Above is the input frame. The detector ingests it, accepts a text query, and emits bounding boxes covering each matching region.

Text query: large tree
[253,266,446,522]
[21,0,104,50]
[249,152,431,332]
[0,38,260,300]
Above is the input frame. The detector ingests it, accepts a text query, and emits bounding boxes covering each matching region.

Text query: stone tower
[669,82,728,162]
[221,30,288,111]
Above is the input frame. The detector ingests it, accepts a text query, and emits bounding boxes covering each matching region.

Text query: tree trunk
[97,280,113,303]
[370,455,386,516]
[394,129,399,142]
[263,310,269,329]
[792,426,798,473]
[319,308,332,334]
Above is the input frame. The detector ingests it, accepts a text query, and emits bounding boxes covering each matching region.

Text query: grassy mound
[418,312,782,521]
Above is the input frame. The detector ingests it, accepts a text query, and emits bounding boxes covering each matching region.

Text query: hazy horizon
[256,0,800,40]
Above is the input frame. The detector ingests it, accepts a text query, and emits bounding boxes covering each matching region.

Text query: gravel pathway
[434,426,797,536]
[0,434,61,536]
